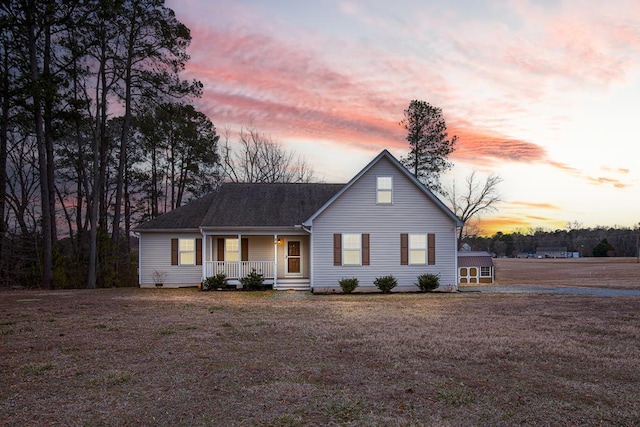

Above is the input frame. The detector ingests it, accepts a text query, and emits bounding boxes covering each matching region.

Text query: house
[535,247,568,258]
[134,150,463,292]
[457,251,495,284]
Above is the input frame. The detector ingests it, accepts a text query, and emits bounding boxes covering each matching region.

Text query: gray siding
[139,232,203,288]
[311,157,458,291]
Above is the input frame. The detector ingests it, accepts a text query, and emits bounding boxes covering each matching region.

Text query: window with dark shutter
[241,238,249,261]
[428,233,436,265]
[217,238,224,261]
[400,234,408,265]
[362,234,370,266]
[171,238,179,265]
[333,234,342,266]
[196,238,202,265]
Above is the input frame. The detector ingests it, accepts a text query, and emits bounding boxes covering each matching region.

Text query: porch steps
[275,278,310,291]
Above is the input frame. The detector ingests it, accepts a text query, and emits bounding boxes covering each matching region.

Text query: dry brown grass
[1,261,639,426]
[494,257,640,289]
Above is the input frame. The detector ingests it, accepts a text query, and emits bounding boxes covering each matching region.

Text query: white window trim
[342,233,362,266]
[178,238,196,266]
[480,266,492,277]
[376,176,393,205]
[225,238,239,262]
[408,233,427,265]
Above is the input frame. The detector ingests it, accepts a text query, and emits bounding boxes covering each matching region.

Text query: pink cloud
[175,6,635,194]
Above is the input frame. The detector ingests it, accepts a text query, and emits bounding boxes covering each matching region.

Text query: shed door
[459,267,479,284]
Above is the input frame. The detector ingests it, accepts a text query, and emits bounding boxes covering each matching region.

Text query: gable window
[409,234,427,265]
[377,176,393,204]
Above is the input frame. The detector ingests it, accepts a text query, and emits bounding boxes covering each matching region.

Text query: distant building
[535,247,568,258]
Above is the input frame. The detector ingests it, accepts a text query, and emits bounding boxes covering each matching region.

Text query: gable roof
[304,149,463,226]
[458,251,495,268]
[134,183,344,231]
[134,150,462,232]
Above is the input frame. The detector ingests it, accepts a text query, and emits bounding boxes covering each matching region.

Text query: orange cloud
[508,201,562,211]
[474,215,566,236]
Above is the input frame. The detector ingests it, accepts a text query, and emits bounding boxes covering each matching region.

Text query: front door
[286,240,302,276]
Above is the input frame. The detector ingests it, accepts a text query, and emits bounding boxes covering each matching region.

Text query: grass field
[1,259,638,426]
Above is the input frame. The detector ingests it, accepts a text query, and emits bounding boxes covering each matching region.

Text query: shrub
[240,269,265,291]
[202,273,228,291]
[416,273,440,292]
[338,277,359,294]
[374,275,397,293]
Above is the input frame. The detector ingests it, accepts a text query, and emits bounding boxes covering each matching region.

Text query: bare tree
[220,128,315,183]
[445,171,503,249]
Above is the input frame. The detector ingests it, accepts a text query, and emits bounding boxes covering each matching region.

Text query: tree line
[0,0,319,289]
[0,0,221,289]
[463,225,640,258]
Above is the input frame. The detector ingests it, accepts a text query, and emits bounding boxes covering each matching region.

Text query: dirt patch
[1,287,638,426]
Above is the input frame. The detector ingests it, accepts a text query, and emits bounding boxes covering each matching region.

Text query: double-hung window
[342,233,362,266]
[225,238,239,262]
[409,234,427,265]
[377,176,393,204]
[401,233,435,266]
[178,238,195,265]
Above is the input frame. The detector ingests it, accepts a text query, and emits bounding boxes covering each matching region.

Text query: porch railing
[205,261,274,279]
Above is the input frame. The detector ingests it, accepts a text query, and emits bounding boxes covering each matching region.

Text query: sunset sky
[166,0,640,236]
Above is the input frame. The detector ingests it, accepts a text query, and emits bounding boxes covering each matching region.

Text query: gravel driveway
[460,285,640,296]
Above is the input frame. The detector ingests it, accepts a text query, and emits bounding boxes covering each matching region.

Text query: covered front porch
[201,232,310,290]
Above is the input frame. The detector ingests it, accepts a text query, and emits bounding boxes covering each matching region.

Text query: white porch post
[202,232,207,281]
[237,233,242,280]
[273,234,278,290]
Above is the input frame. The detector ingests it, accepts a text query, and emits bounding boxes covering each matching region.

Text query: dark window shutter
[195,238,202,265]
[333,234,342,266]
[428,233,436,265]
[241,238,249,261]
[400,234,408,265]
[362,234,370,266]
[171,238,178,265]
[217,238,224,261]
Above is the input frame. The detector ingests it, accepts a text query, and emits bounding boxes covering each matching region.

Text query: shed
[458,251,494,284]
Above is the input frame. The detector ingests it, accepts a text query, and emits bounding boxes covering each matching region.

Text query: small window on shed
[480,266,491,277]
[377,176,393,204]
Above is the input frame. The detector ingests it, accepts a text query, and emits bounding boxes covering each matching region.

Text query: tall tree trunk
[26,2,53,289]
[112,5,137,244]
[42,6,57,247]
[0,38,9,280]
[88,35,109,289]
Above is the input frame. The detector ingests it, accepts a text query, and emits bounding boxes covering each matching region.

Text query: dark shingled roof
[134,192,217,230]
[200,183,344,227]
[135,182,345,231]
[457,251,495,268]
